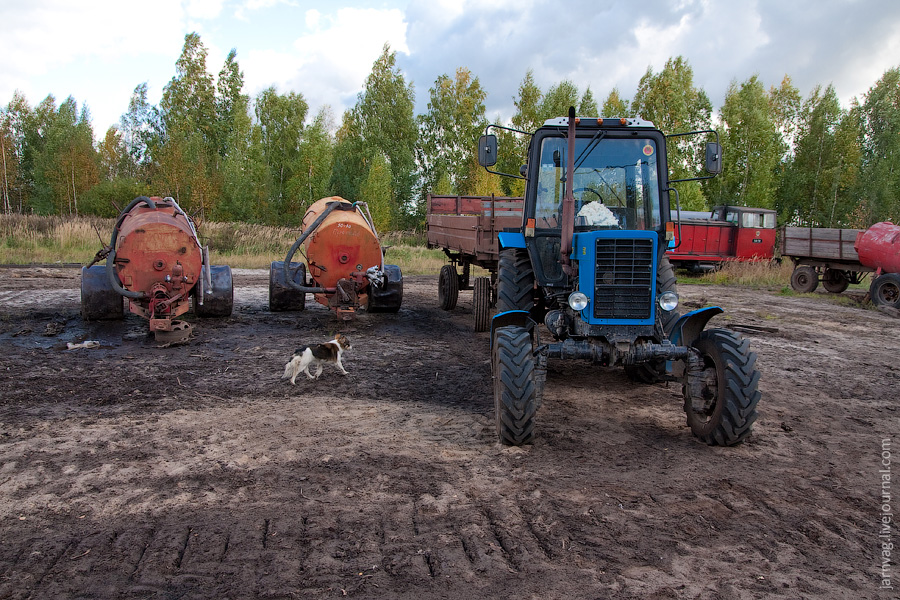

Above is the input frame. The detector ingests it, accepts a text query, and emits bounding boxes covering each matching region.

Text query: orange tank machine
[268,196,402,318]
[81,196,233,342]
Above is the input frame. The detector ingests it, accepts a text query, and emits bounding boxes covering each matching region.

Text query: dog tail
[282,360,294,380]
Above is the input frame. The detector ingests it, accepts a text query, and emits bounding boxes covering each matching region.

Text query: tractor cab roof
[541,116,657,129]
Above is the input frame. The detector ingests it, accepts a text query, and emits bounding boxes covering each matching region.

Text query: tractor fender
[669,306,724,348]
[490,310,535,347]
[498,232,526,249]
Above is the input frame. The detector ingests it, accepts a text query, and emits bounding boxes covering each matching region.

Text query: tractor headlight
[658,291,679,312]
[568,291,589,311]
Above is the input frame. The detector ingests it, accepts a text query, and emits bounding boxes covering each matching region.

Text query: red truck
[668,205,777,271]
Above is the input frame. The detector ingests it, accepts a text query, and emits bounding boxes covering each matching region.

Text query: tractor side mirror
[479,135,498,167]
[706,142,723,174]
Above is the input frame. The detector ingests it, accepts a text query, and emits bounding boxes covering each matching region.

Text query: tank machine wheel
[790,265,819,293]
[269,261,307,311]
[683,328,761,446]
[822,268,850,294]
[492,325,538,445]
[870,273,900,309]
[438,264,459,310]
[80,265,124,321]
[473,277,491,332]
[368,264,403,313]
[194,265,234,318]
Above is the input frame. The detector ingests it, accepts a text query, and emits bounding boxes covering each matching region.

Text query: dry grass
[698,259,794,288]
[0,215,460,275]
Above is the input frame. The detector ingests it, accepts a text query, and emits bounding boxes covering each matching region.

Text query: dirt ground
[0,266,897,599]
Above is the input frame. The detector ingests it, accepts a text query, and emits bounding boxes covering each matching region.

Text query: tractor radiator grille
[593,238,654,320]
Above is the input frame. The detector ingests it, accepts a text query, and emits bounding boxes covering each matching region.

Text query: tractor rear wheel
[683,328,760,446]
[438,264,458,310]
[195,265,234,318]
[870,273,900,309]
[473,277,491,332]
[269,261,306,311]
[492,325,537,445]
[790,265,818,293]
[80,265,124,321]
[822,268,850,294]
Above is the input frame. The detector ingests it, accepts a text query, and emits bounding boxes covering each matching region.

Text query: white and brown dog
[282,334,351,384]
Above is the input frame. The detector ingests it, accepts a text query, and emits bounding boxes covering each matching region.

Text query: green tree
[777,85,859,226]
[578,86,599,117]
[157,32,219,216]
[353,44,417,226]
[602,88,630,117]
[498,70,543,197]
[119,83,155,180]
[706,75,784,210]
[418,67,488,197]
[330,108,368,204]
[854,67,900,224]
[539,80,580,120]
[359,152,393,232]
[253,86,308,222]
[632,56,713,209]
[291,107,335,213]
[31,97,98,215]
[1,92,31,213]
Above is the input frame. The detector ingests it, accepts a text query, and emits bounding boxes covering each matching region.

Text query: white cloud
[243,7,408,114]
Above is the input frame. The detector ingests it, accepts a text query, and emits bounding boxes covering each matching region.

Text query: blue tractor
[480,108,761,446]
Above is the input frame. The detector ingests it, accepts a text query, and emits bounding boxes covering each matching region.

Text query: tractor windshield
[534,135,662,231]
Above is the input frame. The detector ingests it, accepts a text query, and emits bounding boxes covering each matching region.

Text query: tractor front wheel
[683,328,760,446]
[492,326,538,445]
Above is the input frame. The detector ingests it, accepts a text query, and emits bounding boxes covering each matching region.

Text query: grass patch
[697,260,794,288]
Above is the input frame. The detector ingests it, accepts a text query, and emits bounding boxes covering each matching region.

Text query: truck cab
[480,109,760,447]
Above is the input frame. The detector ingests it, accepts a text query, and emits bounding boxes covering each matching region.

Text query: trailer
[781,222,900,308]
[668,205,777,270]
[426,194,524,331]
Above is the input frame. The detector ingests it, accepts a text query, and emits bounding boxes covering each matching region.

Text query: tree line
[1,32,898,231]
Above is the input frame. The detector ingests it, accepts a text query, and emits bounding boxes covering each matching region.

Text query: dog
[282,334,351,384]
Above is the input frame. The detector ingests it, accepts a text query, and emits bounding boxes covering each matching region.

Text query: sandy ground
[0,266,897,599]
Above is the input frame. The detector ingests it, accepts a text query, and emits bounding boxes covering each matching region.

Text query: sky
[3,0,900,136]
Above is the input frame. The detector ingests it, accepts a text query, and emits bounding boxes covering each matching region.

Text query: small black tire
[493,326,538,445]
[496,248,535,313]
[822,269,850,294]
[438,264,459,310]
[870,273,900,308]
[195,265,234,318]
[790,265,818,293]
[269,261,306,311]
[473,277,491,332]
[683,328,761,446]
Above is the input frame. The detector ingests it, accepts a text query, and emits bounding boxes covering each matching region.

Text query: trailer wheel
[822,268,850,294]
[683,328,760,446]
[493,325,537,445]
[870,273,900,309]
[269,261,306,311]
[438,264,458,310]
[473,277,491,332]
[790,266,818,293]
[80,265,124,321]
[625,256,679,383]
[496,248,535,313]
[195,265,234,318]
